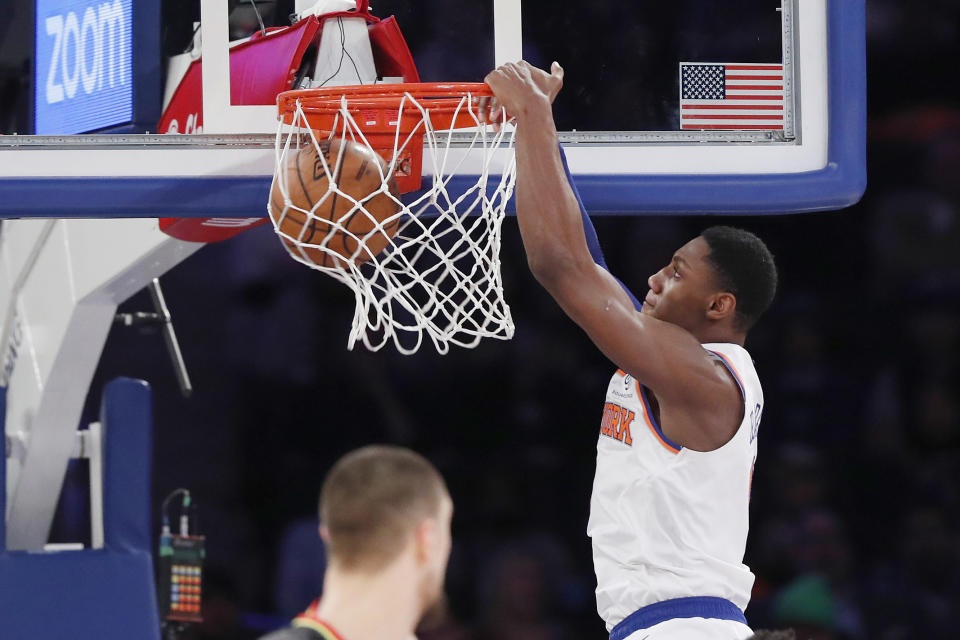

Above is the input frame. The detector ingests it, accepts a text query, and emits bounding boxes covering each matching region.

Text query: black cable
[344,45,363,85]
[317,18,365,88]
[161,488,191,532]
[248,0,267,37]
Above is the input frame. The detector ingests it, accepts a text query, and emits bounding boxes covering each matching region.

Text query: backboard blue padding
[0,0,864,217]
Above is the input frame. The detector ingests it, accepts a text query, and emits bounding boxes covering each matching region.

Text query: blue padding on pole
[102,377,154,552]
[0,550,160,640]
[1,386,6,550]
[0,378,160,640]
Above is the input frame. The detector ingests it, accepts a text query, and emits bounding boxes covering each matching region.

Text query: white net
[270,90,517,354]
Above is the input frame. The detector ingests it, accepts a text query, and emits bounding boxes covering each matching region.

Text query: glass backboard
[0,0,865,218]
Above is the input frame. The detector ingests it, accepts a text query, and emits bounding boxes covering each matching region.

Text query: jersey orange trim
[634,381,680,454]
[292,616,347,640]
[709,350,744,392]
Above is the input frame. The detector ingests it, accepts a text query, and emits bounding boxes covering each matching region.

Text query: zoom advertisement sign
[34,0,133,134]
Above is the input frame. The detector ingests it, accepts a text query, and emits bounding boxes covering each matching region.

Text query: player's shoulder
[702,341,750,362]
[701,342,761,390]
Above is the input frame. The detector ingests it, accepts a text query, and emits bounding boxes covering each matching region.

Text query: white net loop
[271,90,517,354]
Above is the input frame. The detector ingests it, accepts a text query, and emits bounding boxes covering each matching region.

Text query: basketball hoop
[272,83,517,354]
[277,83,504,193]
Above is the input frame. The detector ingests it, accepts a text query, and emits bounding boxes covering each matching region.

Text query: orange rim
[276,82,492,131]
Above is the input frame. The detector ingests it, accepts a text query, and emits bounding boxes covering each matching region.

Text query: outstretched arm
[484,62,740,448]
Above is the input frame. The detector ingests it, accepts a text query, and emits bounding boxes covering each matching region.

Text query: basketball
[269,137,400,268]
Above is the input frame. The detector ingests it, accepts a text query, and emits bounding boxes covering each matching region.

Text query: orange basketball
[269,137,400,268]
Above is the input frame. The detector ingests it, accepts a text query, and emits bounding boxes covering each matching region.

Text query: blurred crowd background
[4,0,960,639]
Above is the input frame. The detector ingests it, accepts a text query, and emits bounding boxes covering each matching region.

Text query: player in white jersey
[483,62,778,640]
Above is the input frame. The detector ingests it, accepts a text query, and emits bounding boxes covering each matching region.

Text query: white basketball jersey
[588,342,763,631]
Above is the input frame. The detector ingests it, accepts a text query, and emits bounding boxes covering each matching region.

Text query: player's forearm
[515,106,595,286]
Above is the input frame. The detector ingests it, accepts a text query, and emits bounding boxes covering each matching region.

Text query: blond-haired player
[260,445,453,640]
[483,62,778,640]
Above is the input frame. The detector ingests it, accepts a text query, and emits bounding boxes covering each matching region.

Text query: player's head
[319,445,453,613]
[643,226,777,339]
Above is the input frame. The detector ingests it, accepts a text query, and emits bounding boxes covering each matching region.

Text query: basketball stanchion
[270,83,517,354]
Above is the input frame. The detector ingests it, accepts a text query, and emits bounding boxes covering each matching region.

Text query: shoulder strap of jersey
[704,343,756,385]
[292,617,346,640]
[292,599,347,640]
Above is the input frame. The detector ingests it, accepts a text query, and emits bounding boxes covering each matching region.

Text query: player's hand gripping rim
[478,60,565,131]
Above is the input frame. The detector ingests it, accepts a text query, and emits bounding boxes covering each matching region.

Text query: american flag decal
[679,62,784,130]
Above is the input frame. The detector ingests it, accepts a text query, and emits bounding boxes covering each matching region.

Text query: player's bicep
[544,263,701,389]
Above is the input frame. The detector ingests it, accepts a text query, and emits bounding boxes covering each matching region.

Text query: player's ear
[706,292,737,321]
[414,518,438,564]
[319,524,331,544]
